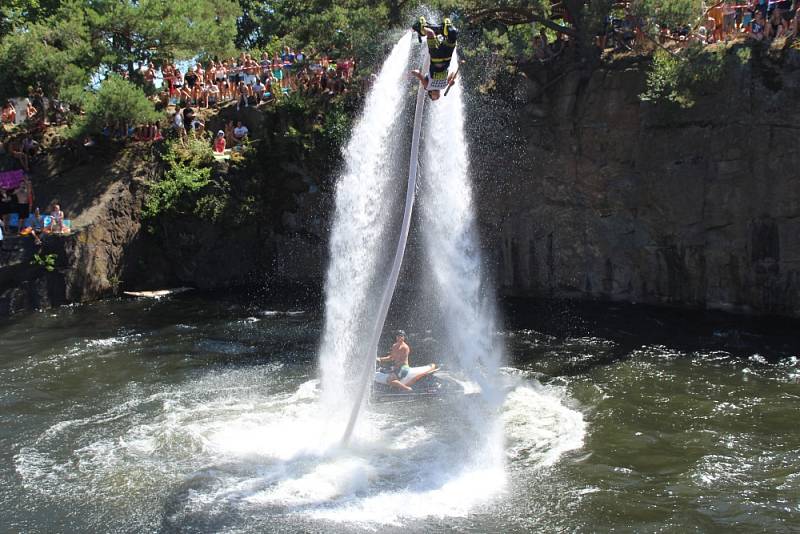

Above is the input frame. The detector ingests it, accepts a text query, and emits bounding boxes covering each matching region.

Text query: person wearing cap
[213,130,226,154]
[376,330,413,391]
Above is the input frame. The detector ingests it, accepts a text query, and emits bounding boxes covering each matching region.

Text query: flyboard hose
[341,59,429,445]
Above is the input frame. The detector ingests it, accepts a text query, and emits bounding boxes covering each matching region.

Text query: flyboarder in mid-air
[410,16,460,100]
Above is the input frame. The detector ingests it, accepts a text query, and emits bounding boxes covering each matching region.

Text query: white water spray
[318,33,412,412]
[422,51,503,386]
[421,50,505,462]
[341,57,429,444]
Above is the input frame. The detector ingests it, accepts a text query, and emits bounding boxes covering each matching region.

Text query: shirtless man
[376,330,413,391]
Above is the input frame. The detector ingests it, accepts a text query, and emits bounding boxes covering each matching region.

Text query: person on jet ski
[410,16,459,101]
[376,330,413,391]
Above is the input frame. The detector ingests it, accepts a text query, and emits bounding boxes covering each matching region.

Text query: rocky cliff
[0,145,152,314]
[4,43,800,318]
[473,42,800,317]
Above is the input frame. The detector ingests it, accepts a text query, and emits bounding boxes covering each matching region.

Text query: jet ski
[372,363,461,401]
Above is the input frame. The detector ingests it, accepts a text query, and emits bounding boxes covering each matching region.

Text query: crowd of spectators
[0,82,74,245]
[531,0,800,59]
[146,47,355,110]
[697,1,800,43]
[615,0,800,49]
[98,47,357,155]
[0,86,61,130]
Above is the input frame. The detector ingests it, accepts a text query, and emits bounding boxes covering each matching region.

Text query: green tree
[0,0,62,39]
[239,0,404,60]
[440,0,703,58]
[455,0,612,51]
[632,0,703,30]
[69,75,159,136]
[0,0,242,98]
[0,2,92,99]
[85,0,241,77]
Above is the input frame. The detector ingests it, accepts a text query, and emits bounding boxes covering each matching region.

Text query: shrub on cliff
[66,75,160,138]
[144,138,213,220]
[144,163,211,220]
[640,44,726,108]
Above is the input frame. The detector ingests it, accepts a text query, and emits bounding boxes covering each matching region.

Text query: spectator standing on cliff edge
[1,100,15,125]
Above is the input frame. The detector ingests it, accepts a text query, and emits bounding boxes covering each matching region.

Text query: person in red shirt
[213,130,226,153]
[1,100,16,124]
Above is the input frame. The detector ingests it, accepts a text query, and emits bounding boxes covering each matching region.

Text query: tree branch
[465,7,577,37]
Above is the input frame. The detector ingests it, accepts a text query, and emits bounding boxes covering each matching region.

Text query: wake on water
[15,364,584,529]
[14,32,587,531]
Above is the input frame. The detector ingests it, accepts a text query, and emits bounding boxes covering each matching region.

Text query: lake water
[1,295,798,532]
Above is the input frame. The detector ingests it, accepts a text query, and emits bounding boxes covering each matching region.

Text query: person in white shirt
[233,121,249,143]
[204,83,220,108]
[252,79,265,101]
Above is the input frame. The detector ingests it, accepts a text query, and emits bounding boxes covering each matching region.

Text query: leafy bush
[640,44,726,108]
[68,75,160,138]
[195,194,229,223]
[166,135,215,168]
[144,163,211,219]
[318,105,352,150]
[144,139,213,219]
[31,253,57,272]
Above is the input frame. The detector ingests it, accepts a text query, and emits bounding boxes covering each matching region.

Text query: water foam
[14,357,585,530]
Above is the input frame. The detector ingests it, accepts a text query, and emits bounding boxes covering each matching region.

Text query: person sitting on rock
[50,204,64,233]
[213,130,226,154]
[233,121,249,144]
[410,17,460,101]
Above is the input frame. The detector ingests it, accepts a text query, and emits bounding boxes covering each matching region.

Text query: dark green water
[1,295,798,533]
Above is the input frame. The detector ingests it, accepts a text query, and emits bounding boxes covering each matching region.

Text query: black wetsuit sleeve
[446,27,458,45]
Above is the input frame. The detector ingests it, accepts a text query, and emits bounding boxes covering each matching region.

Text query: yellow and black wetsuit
[426,21,458,88]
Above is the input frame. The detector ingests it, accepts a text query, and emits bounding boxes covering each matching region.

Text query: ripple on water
[12,359,588,531]
[502,380,586,469]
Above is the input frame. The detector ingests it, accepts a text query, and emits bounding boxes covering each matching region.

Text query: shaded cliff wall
[6,46,800,319]
[0,146,153,314]
[141,105,334,294]
[473,45,800,317]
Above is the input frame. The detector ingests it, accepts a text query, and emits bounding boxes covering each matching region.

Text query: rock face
[473,45,800,317]
[0,147,151,314]
[5,45,800,319]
